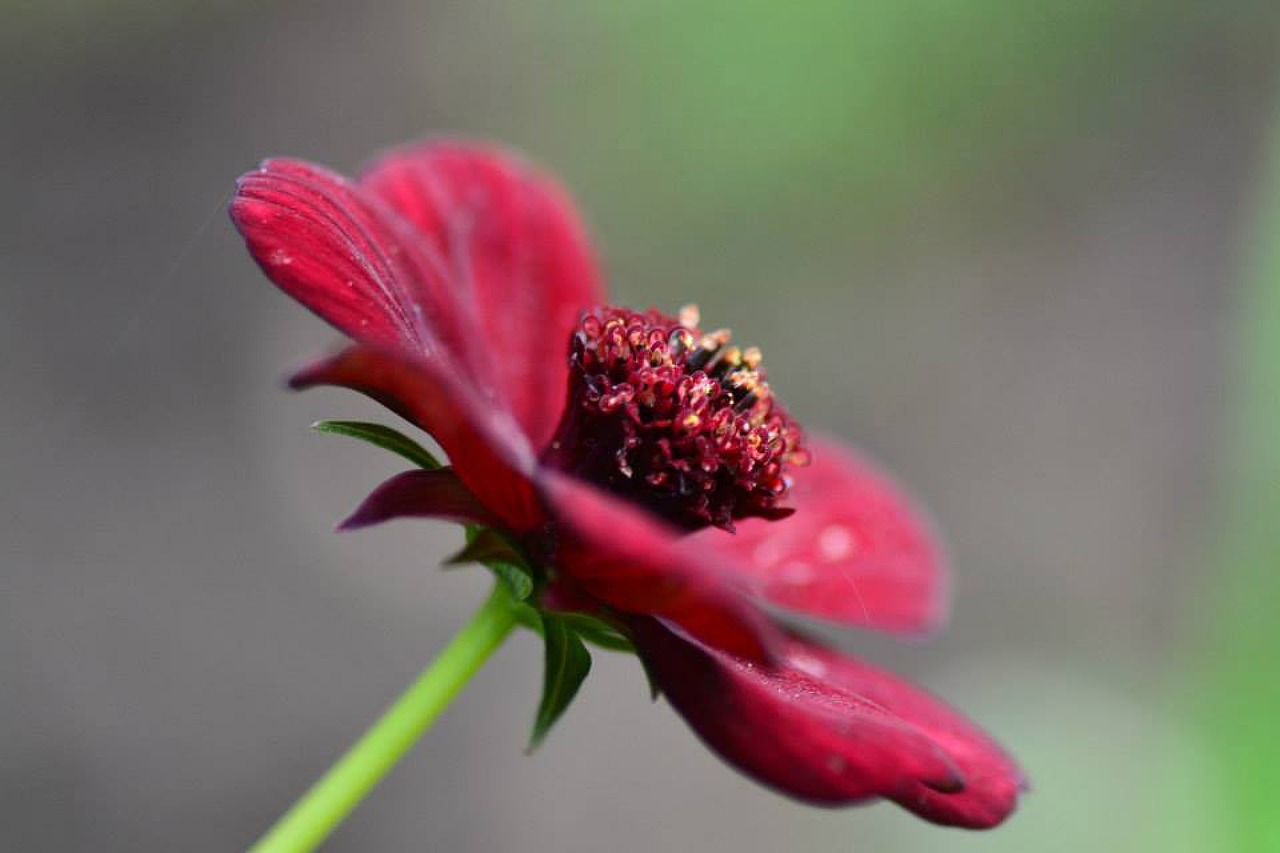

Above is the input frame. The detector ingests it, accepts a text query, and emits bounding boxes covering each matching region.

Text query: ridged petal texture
[359,141,605,449]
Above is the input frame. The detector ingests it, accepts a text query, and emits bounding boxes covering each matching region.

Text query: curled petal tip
[630,620,1024,827]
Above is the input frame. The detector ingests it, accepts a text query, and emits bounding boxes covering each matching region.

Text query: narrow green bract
[312,420,444,470]
[530,613,593,751]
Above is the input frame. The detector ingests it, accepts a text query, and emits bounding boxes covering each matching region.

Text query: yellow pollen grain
[679,304,701,329]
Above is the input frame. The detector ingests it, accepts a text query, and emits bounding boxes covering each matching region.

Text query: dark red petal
[292,346,543,533]
[339,468,504,531]
[805,646,1027,828]
[231,157,491,382]
[686,434,949,636]
[630,619,1025,828]
[540,471,779,663]
[360,141,605,450]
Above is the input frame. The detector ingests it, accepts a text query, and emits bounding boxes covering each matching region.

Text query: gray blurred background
[4,2,1278,850]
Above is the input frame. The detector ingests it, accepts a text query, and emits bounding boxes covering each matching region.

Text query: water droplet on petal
[817,524,856,563]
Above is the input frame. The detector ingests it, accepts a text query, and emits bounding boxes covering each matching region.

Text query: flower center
[544,305,809,531]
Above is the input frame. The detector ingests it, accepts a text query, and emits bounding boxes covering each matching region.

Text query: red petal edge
[539,470,779,664]
[339,469,504,531]
[360,140,606,450]
[292,345,543,533]
[686,434,950,636]
[630,619,1026,828]
[231,158,489,381]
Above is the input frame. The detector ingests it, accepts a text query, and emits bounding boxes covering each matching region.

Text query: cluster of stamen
[545,305,809,531]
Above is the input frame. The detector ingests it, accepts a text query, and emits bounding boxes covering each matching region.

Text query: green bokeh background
[3,2,1278,850]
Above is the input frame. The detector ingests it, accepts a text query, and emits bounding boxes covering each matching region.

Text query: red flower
[231,140,1025,828]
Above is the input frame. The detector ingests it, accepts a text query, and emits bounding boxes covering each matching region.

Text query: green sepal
[311,420,443,470]
[528,613,592,752]
[446,527,536,602]
[508,601,543,632]
[480,559,535,602]
[555,613,635,653]
[515,609,632,652]
[445,528,526,568]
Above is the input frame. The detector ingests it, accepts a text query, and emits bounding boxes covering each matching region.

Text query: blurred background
[5,2,1280,850]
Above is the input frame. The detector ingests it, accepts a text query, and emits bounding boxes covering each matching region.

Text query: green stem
[251,585,518,853]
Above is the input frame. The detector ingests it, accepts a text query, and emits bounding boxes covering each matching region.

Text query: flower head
[545,304,807,531]
[231,139,1025,828]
